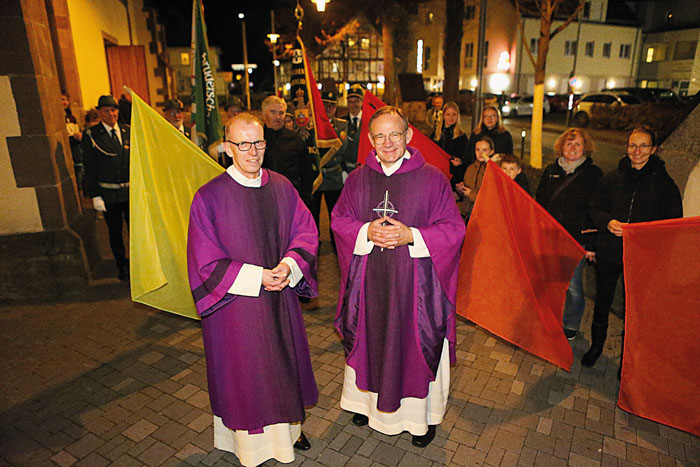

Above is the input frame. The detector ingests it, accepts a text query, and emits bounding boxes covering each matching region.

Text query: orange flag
[618,216,700,436]
[456,161,584,370]
[357,91,451,179]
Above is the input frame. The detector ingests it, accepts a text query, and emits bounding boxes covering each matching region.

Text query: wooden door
[106,45,150,104]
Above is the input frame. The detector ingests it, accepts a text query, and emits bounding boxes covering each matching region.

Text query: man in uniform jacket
[343,84,364,175]
[310,91,347,251]
[163,99,191,138]
[261,95,315,209]
[82,95,131,281]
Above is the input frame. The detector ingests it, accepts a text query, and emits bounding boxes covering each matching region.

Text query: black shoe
[412,425,436,448]
[564,329,577,341]
[118,265,129,281]
[351,413,368,426]
[581,345,603,367]
[293,432,311,451]
[299,296,310,304]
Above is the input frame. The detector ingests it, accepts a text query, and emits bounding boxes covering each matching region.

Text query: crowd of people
[64,88,683,467]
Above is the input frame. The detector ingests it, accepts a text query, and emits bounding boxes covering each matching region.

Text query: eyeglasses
[627,143,652,151]
[226,140,267,151]
[371,130,405,144]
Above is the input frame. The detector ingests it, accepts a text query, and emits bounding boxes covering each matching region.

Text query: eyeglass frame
[626,143,653,151]
[225,140,267,151]
[370,130,406,144]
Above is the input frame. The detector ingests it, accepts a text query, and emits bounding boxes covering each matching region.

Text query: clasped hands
[262,262,291,292]
[367,216,413,250]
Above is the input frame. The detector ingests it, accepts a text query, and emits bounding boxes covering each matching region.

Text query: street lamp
[311,0,330,12]
[239,13,251,109]
[268,11,279,97]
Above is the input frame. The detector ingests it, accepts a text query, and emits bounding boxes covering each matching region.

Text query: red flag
[456,161,584,370]
[618,216,700,436]
[357,91,451,179]
[297,37,342,192]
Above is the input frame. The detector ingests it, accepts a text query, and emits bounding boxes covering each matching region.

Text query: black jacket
[536,157,603,249]
[82,123,130,203]
[465,125,513,166]
[588,154,682,264]
[431,125,468,184]
[263,126,315,207]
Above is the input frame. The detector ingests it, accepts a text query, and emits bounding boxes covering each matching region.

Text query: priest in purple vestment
[331,106,466,447]
[187,113,319,466]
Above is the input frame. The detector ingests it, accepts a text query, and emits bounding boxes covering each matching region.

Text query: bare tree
[442,0,465,102]
[515,0,584,168]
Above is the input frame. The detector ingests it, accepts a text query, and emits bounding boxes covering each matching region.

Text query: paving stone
[49,450,77,467]
[369,441,404,466]
[122,419,158,443]
[317,447,349,466]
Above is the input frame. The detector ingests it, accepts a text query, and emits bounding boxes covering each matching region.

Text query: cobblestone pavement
[1,216,699,467]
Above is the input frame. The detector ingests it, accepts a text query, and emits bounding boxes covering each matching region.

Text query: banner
[456,161,583,370]
[357,91,451,179]
[618,216,700,436]
[190,0,223,158]
[295,37,342,193]
[129,90,224,319]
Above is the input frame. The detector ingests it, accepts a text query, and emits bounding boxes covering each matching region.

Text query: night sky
[151,0,304,92]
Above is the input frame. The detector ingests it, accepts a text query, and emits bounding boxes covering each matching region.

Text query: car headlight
[502,105,510,113]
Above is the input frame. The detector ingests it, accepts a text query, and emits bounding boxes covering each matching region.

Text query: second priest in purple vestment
[331,106,466,447]
[187,114,318,466]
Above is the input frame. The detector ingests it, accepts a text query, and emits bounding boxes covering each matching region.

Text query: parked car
[602,87,682,104]
[501,95,550,117]
[574,91,641,127]
[546,93,580,112]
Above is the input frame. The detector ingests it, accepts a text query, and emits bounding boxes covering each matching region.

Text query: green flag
[190,0,223,158]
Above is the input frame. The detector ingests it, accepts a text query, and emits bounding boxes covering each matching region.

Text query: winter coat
[431,124,468,184]
[536,157,603,249]
[465,125,513,166]
[588,154,682,264]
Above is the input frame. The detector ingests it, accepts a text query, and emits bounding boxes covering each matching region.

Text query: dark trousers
[592,260,624,330]
[310,189,342,246]
[104,201,130,267]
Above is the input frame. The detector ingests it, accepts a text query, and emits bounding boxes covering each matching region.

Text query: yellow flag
[129,91,224,319]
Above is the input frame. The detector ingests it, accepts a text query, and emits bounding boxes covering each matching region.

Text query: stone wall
[658,98,700,217]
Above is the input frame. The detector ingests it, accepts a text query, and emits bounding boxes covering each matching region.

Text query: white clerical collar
[377,150,411,176]
[102,121,120,139]
[350,110,362,121]
[178,124,185,133]
[226,164,263,187]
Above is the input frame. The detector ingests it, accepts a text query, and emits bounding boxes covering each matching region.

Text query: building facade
[167,46,230,104]
[632,0,700,96]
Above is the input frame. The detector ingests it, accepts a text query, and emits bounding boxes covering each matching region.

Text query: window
[465,5,476,20]
[673,41,696,60]
[619,44,631,58]
[424,46,432,71]
[483,41,489,67]
[565,40,577,56]
[426,12,434,24]
[583,1,591,18]
[180,52,190,65]
[603,42,611,58]
[530,38,539,55]
[646,47,655,62]
[585,41,594,57]
[464,42,474,68]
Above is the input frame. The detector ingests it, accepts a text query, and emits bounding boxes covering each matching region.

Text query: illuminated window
[180,53,190,65]
[646,47,655,63]
[417,40,424,73]
[361,38,370,49]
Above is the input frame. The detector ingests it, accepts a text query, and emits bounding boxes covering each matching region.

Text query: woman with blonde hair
[465,105,513,165]
[536,128,603,341]
[430,101,468,192]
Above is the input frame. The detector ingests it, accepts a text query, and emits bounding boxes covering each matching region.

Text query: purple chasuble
[331,147,465,413]
[187,169,319,432]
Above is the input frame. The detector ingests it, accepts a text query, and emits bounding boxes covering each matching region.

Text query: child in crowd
[499,154,530,194]
[456,135,497,218]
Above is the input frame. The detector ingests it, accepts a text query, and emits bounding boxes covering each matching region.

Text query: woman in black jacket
[465,105,513,166]
[430,101,469,191]
[536,128,603,341]
[582,126,683,370]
